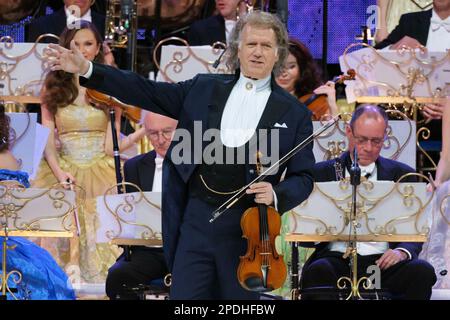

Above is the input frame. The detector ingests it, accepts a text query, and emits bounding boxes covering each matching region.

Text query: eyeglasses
[352,133,385,146]
[147,129,175,140]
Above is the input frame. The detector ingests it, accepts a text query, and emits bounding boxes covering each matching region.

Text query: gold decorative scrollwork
[1,35,58,98]
[337,274,372,300]
[153,36,230,83]
[314,110,412,162]
[0,269,22,300]
[383,109,413,161]
[416,127,438,170]
[314,113,349,160]
[0,180,84,234]
[102,182,161,240]
[290,172,433,239]
[343,43,450,102]
[342,43,449,124]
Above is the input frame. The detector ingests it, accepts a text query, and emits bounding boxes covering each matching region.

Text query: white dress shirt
[220,73,271,148]
[426,10,450,51]
[328,161,411,259]
[65,6,92,28]
[151,154,164,192]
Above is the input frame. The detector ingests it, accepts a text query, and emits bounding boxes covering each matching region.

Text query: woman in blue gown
[0,105,76,300]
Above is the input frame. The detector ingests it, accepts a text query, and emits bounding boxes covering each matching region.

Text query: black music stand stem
[109,109,131,262]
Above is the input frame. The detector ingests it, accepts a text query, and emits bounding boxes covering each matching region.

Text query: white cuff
[80,61,93,78]
[396,248,412,260]
[272,190,278,211]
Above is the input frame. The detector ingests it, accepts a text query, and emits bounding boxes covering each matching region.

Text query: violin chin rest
[243,277,273,293]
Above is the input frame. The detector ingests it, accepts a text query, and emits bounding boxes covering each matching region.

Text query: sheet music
[29,123,49,180]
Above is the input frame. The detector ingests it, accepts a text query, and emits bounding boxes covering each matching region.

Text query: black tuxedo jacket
[26,8,105,43]
[81,63,315,271]
[309,151,423,260]
[187,14,226,46]
[375,9,432,49]
[123,150,156,193]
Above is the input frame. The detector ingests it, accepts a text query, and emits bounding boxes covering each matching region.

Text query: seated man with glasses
[105,111,177,300]
[299,105,436,300]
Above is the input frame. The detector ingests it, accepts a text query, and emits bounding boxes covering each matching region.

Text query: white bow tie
[155,157,163,170]
[430,18,450,32]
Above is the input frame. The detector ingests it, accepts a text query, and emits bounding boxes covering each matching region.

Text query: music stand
[0,181,82,300]
[154,38,229,83]
[96,183,169,299]
[339,44,450,107]
[285,174,434,300]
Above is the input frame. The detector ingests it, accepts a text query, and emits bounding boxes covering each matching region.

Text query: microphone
[213,48,227,68]
[352,147,358,167]
[350,148,361,186]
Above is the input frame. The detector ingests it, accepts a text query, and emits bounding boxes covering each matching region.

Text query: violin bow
[210,114,341,223]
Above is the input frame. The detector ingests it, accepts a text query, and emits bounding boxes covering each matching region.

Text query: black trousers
[301,251,437,300]
[105,246,168,300]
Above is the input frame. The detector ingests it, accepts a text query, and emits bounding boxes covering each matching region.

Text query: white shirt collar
[359,162,376,176]
[431,9,450,23]
[426,9,450,50]
[65,6,92,26]
[430,9,450,32]
[237,73,271,93]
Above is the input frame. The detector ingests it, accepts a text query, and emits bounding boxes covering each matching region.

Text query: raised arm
[375,0,391,43]
[46,41,191,120]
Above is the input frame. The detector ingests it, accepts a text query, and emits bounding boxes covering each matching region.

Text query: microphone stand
[337,148,370,300]
[109,108,131,261]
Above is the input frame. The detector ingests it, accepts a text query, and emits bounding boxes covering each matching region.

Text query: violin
[86,89,142,123]
[300,69,356,121]
[237,152,287,292]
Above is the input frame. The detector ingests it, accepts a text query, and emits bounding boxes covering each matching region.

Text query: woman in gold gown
[420,99,450,289]
[32,21,145,285]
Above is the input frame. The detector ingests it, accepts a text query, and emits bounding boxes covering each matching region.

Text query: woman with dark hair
[32,21,145,285]
[0,105,76,300]
[276,39,339,120]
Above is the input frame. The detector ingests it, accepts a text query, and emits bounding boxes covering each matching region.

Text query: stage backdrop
[1,0,377,63]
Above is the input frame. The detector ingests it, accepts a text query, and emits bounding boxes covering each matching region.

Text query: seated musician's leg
[300,256,349,300]
[105,247,167,300]
[382,259,437,300]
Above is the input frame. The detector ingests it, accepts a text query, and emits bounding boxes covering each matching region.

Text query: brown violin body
[86,89,141,123]
[237,204,287,292]
[300,69,356,121]
[299,93,329,121]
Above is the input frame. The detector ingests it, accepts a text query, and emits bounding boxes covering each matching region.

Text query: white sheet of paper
[29,123,50,180]
[0,43,49,96]
[156,45,228,82]
[8,112,37,175]
[339,48,450,103]
[96,191,162,243]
